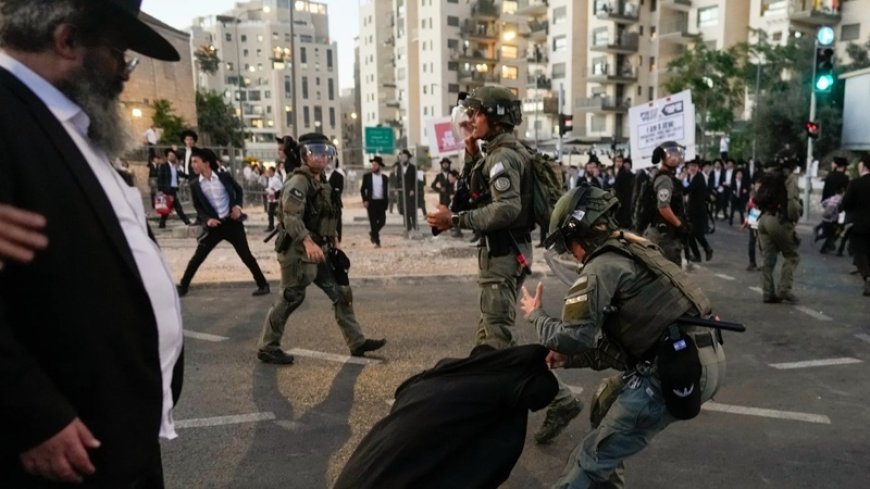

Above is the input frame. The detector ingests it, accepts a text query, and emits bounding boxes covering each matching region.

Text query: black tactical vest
[293,167,338,241]
[468,139,534,231]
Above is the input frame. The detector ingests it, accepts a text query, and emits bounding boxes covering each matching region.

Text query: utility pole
[289,2,298,138]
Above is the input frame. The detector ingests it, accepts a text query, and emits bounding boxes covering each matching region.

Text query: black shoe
[252,285,270,296]
[705,248,714,261]
[746,264,758,271]
[176,284,188,297]
[257,350,295,365]
[778,292,799,304]
[351,338,387,357]
[763,295,781,304]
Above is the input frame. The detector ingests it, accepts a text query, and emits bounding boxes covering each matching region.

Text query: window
[257,34,263,42]
[650,26,656,38]
[256,49,262,57]
[225,33,232,42]
[447,61,458,71]
[301,47,307,64]
[328,79,334,100]
[286,110,294,128]
[302,76,308,98]
[552,62,566,78]
[842,23,860,42]
[284,76,292,97]
[226,62,234,71]
[591,115,606,132]
[303,106,310,127]
[553,6,567,24]
[648,86,654,101]
[552,35,567,52]
[772,31,783,42]
[447,0,458,3]
[243,49,249,57]
[650,0,656,12]
[273,32,278,41]
[447,16,459,27]
[423,85,428,95]
[314,107,322,129]
[423,106,429,116]
[501,65,518,80]
[329,107,335,128]
[241,34,247,42]
[502,1,517,14]
[448,83,459,93]
[637,85,642,96]
[448,39,459,50]
[249,90,261,101]
[697,6,719,27]
[501,45,518,58]
[326,49,333,68]
[649,56,655,72]
[593,28,608,46]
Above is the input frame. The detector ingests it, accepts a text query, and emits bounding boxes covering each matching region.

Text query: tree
[152,99,187,145]
[196,90,245,147]
[194,45,220,75]
[663,40,746,159]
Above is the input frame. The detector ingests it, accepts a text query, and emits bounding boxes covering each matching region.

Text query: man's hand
[20,418,100,484]
[230,205,242,220]
[0,205,48,270]
[546,351,569,369]
[520,282,544,319]
[464,135,479,156]
[206,218,221,228]
[303,236,325,263]
[426,205,453,231]
[363,201,369,209]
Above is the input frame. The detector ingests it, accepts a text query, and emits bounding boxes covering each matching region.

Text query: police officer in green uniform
[257,134,386,364]
[643,141,688,266]
[757,150,802,303]
[521,184,727,489]
[428,86,583,443]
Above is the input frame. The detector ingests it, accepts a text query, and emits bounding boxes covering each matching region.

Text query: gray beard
[58,53,133,160]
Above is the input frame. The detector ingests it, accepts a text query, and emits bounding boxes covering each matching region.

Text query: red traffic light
[804,121,821,139]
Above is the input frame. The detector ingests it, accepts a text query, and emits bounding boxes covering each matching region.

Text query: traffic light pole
[803,39,818,224]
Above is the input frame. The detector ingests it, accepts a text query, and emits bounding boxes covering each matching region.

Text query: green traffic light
[815,74,834,91]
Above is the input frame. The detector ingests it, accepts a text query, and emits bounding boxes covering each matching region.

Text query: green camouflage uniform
[758,170,802,299]
[529,238,726,489]
[456,132,532,349]
[258,166,367,353]
[643,169,684,266]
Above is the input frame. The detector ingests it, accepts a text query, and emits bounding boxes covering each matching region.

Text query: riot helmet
[458,85,523,129]
[297,133,337,168]
[652,141,685,168]
[544,183,620,255]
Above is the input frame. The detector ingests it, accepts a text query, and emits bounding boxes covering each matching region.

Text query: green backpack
[523,146,565,231]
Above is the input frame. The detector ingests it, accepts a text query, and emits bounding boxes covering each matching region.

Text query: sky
[142,0,359,90]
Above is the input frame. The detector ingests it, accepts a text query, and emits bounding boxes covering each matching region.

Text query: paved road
[162,223,869,489]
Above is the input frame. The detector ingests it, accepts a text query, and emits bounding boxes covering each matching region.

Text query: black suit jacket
[361,172,389,203]
[731,179,750,209]
[822,171,849,201]
[397,163,417,196]
[842,174,870,235]
[0,68,182,484]
[157,162,186,192]
[190,171,244,223]
[328,170,344,208]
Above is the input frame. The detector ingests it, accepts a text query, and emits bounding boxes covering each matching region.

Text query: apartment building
[191,0,342,161]
[359,0,402,152]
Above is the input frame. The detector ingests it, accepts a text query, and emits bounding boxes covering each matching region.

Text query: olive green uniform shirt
[457,133,528,231]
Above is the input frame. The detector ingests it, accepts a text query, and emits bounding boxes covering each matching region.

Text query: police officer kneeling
[520,184,727,489]
[257,134,386,364]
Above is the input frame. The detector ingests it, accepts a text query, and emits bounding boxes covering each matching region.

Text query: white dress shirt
[0,51,183,440]
[169,163,178,189]
[371,172,385,200]
[199,172,231,218]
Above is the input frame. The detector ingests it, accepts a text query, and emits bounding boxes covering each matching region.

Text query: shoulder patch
[490,161,506,179]
[657,188,671,202]
[493,177,511,192]
[289,187,305,200]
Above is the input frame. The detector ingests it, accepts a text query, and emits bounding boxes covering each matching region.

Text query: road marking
[715,273,736,281]
[856,334,870,344]
[769,357,862,370]
[749,286,763,294]
[176,412,276,429]
[792,306,833,322]
[566,385,584,396]
[287,348,383,365]
[702,402,830,424]
[183,330,229,342]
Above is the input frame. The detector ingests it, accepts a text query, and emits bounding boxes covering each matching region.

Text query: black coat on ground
[333,345,558,489]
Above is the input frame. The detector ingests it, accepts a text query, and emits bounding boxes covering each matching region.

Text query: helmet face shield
[450,103,473,140]
[300,143,337,166]
[660,142,685,167]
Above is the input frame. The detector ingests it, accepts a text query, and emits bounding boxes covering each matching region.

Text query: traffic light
[804,121,821,139]
[814,47,835,92]
[558,114,573,135]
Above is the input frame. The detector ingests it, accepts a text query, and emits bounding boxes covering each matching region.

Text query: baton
[675,315,746,333]
[264,228,279,243]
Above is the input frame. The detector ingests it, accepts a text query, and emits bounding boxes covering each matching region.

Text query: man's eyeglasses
[107,46,139,76]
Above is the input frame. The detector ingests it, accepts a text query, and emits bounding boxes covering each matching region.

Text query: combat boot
[778,292,799,304]
[534,397,583,444]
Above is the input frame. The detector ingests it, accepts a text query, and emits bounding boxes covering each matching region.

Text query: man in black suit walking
[842,155,870,296]
[326,159,345,241]
[177,148,270,297]
[157,148,191,228]
[396,149,418,231]
[0,1,184,486]
[361,156,389,247]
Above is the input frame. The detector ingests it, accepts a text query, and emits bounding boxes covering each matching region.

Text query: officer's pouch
[274,230,291,253]
[483,231,512,257]
[656,325,702,420]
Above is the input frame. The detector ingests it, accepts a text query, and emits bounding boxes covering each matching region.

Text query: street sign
[629,90,696,168]
[364,126,395,155]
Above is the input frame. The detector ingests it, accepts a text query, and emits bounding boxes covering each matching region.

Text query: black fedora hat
[104,0,180,61]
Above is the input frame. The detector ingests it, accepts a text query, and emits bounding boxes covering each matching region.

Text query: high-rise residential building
[359,0,402,154]
[341,86,363,166]
[191,0,341,161]
[517,0,558,143]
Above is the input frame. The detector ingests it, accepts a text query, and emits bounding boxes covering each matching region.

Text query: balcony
[788,0,841,26]
[576,95,632,113]
[471,0,499,19]
[589,32,639,53]
[658,20,699,44]
[457,48,499,64]
[588,65,638,84]
[527,75,552,90]
[595,2,640,24]
[458,69,501,86]
[526,19,549,42]
[460,20,499,41]
[516,0,548,17]
[659,0,692,11]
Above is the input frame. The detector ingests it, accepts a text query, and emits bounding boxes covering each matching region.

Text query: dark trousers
[158,188,190,227]
[686,216,711,260]
[367,199,387,245]
[336,208,343,242]
[852,233,870,279]
[180,219,267,288]
[267,202,278,231]
[729,202,744,226]
[399,194,417,230]
[748,228,758,266]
